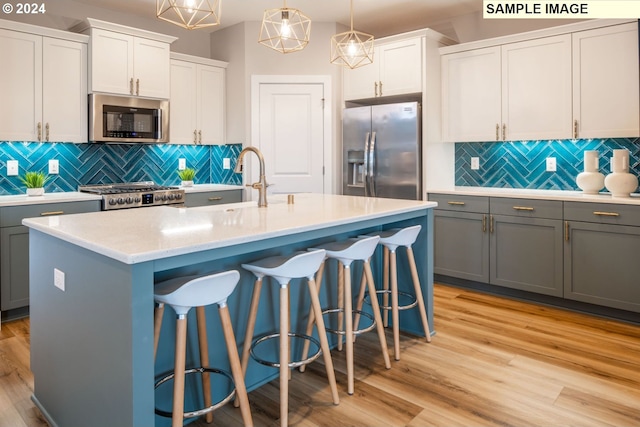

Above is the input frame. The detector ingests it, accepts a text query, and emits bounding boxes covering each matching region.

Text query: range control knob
[161,194,168,201]
[108,198,117,205]
[117,197,125,205]
[175,193,183,200]
[126,197,134,204]
[168,194,175,200]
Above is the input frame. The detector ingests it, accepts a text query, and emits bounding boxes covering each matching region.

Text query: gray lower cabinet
[430,194,490,282]
[564,202,640,312]
[183,190,242,207]
[0,200,101,311]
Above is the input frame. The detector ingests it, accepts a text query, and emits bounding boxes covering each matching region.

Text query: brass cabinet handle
[374,81,378,97]
[490,214,494,234]
[208,197,223,201]
[40,211,64,216]
[565,221,569,241]
[502,124,506,140]
[513,206,534,211]
[136,78,140,96]
[193,130,198,144]
[447,201,465,206]
[45,122,50,142]
[593,211,620,217]
[496,124,500,141]
[198,130,202,144]
[129,78,134,95]
[379,81,383,96]
[37,122,42,142]
[574,119,578,139]
[482,214,487,233]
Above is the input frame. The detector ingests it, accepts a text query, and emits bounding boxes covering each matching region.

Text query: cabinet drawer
[427,194,488,213]
[564,201,640,227]
[0,201,101,227]
[184,190,242,208]
[490,198,563,220]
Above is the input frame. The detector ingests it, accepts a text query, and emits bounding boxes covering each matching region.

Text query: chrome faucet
[234,146,269,207]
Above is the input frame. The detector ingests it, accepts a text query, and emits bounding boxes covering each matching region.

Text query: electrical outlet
[546,157,557,172]
[223,158,231,170]
[178,158,186,170]
[7,160,18,176]
[49,159,59,174]
[54,268,65,292]
[471,157,480,170]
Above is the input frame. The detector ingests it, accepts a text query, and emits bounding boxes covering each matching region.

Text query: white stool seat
[241,250,326,284]
[373,225,421,250]
[313,236,379,264]
[154,271,240,316]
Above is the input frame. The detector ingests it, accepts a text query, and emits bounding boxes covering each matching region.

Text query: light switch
[178,158,186,170]
[7,160,18,176]
[546,157,557,172]
[471,157,480,170]
[49,159,59,174]
[54,268,65,292]
[223,158,231,170]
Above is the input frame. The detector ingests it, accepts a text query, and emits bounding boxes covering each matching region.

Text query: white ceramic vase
[576,150,604,194]
[181,180,194,187]
[26,187,44,197]
[604,149,638,197]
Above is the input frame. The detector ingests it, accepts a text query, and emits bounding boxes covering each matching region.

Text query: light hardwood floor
[1,284,640,427]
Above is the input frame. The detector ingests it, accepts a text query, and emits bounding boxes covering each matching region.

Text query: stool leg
[383,247,390,327]
[153,303,165,361]
[236,277,263,408]
[306,277,340,405]
[196,306,214,424]
[173,315,188,427]
[343,263,355,395]
[352,264,368,340]
[219,304,254,427]
[337,263,345,352]
[390,250,401,361]
[363,261,391,370]
[280,284,289,427]
[406,246,432,342]
[300,261,325,373]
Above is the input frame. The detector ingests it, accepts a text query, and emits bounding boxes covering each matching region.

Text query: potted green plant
[177,168,196,187]
[20,171,49,196]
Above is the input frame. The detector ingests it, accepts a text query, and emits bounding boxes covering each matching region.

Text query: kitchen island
[23,193,436,427]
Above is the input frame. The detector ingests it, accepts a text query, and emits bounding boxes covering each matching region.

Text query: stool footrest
[322,308,376,335]
[154,366,236,419]
[365,290,418,311]
[250,333,322,369]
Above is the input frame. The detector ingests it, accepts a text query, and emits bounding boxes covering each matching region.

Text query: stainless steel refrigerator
[342,102,422,200]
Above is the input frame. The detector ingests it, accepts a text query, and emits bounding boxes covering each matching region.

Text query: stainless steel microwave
[89,94,169,143]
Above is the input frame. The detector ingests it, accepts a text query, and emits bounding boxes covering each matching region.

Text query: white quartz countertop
[428,187,640,205]
[23,194,436,265]
[0,191,102,207]
[180,183,244,193]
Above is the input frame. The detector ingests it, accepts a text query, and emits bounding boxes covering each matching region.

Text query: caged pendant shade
[259,0,311,54]
[157,0,221,30]
[330,0,374,69]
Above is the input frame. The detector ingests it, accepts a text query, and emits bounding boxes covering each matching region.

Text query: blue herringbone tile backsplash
[455,138,640,191]
[0,142,242,195]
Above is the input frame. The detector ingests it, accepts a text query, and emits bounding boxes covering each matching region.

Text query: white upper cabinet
[441,46,501,142]
[572,22,639,139]
[442,35,571,142]
[74,19,176,99]
[0,23,87,143]
[344,37,423,100]
[502,35,572,141]
[170,53,227,145]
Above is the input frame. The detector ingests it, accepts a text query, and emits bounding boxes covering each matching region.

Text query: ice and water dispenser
[347,150,365,188]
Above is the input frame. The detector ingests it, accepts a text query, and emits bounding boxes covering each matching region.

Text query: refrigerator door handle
[363,132,371,197]
[369,131,376,197]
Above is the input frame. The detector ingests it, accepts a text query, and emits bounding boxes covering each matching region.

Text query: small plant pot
[181,180,194,187]
[27,187,44,197]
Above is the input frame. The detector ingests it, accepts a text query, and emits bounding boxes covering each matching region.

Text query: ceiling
[72,0,483,38]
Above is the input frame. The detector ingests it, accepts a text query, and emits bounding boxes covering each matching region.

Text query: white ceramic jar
[576,150,604,194]
[604,149,638,197]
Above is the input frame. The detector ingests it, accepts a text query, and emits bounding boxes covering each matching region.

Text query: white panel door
[258,83,325,194]
[198,65,225,145]
[90,28,133,95]
[169,59,197,144]
[134,37,170,98]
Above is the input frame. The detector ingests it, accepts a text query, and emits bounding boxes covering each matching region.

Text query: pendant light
[259,0,311,54]
[330,0,374,69]
[156,0,221,30]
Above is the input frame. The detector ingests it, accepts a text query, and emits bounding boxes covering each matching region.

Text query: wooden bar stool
[153,270,253,427]
[239,249,339,427]
[358,225,431,361]
[301,236,391,395]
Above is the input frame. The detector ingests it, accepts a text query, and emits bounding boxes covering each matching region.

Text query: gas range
[78,181,185,211]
